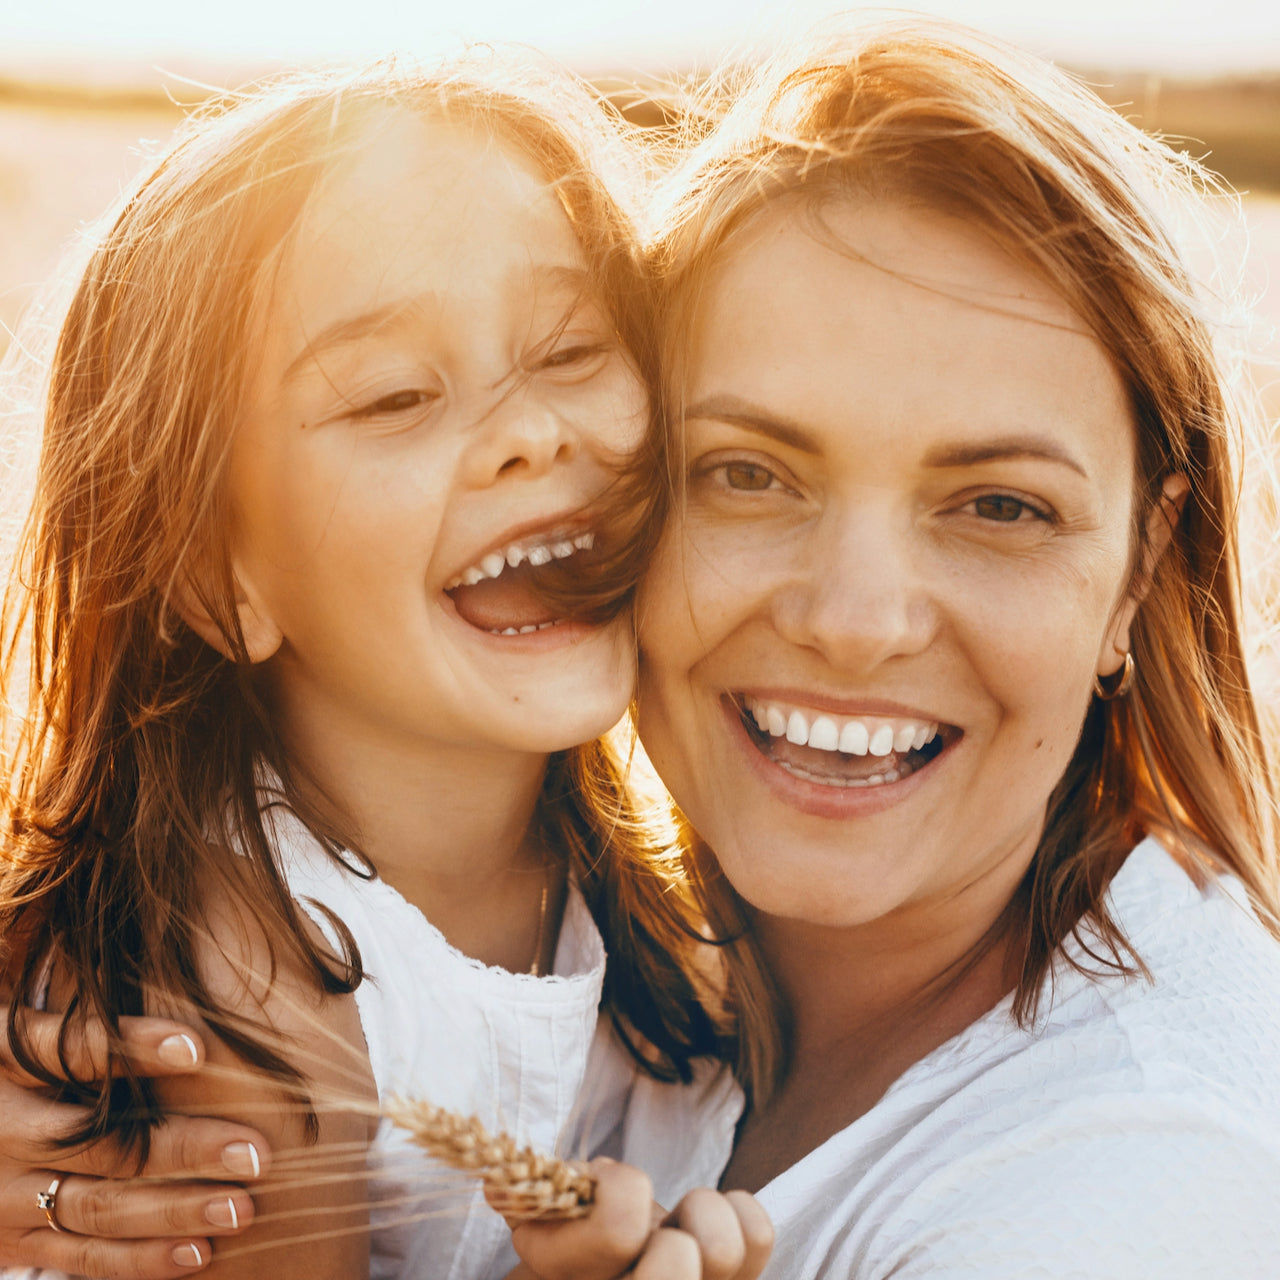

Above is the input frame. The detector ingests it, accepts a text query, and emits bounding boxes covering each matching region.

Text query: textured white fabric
[757,838,1280,1278]
[269,804,739,1280]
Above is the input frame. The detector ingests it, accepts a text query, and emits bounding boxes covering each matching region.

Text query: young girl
[0,56,768,1280]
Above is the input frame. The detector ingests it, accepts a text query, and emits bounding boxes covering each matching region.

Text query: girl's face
[228,110,647,760]
[637,197,1147,930]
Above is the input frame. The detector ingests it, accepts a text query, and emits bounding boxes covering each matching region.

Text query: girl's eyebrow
[281,265,597,385]
[683,395,821,454]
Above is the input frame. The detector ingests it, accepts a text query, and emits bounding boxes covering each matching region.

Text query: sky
[2,0,1278,80]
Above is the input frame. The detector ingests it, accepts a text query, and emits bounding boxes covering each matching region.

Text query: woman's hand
[0,1006,266,1278]
[503,1160,774,1280]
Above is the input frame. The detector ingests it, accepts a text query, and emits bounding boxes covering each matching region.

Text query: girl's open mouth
[733,694,955,788]
[445,531,597,635]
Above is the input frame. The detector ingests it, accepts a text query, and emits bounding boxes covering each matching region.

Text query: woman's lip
[734,688,947,723]
[720,696,955,820]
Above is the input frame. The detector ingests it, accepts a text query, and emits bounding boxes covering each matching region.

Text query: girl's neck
[275,685,557,972]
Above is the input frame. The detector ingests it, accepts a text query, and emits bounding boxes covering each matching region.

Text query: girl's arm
[0,1009,264,1278]
[151,884,377,1279]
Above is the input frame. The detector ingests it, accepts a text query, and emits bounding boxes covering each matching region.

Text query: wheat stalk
[382,1096,596,1222]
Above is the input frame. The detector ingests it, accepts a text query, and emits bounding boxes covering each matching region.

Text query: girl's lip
[437,587,602,648]
[720,695,957,821]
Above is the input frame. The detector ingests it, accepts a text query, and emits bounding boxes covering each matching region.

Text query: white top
[270,804,739,1280]
[756,838,1280,1278]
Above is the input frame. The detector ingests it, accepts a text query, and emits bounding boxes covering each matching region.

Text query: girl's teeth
[449,531,595,589]
[506,546,526,568]
[552,541,574,558]
[480,552,507,578]
[528,546,552,566]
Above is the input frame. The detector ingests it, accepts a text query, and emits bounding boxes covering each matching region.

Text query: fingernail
[204,1196,240,1229]
[172,1242,206,1269]
[221,1141,261,1178]
[157,1033,200,1067]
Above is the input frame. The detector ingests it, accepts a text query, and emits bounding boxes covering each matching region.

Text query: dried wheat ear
[383,1096,596,1222]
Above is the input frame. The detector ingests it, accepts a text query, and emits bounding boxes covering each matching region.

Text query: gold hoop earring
[1093,651,1134,700]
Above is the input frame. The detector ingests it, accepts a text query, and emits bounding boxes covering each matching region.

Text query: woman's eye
[971,494,1043,522]
[722,462,778,492]
[350,389,437,419]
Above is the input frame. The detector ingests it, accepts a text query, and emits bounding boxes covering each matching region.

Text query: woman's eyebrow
[683,395,821,454]
[922,436,1090,478]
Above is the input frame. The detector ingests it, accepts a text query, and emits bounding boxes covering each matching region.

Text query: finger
[0,1228,213,1278]
[2,1171,253,1239]
[630,1227,701,1280]
[0,1091,271,1183]
[664,1189,746,1280]
[0,1006,206,1084]
[509,1159,654,1279]
[722,1192,774,1280]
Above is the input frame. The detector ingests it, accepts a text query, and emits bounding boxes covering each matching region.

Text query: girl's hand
[0,1006,265,1279]
[503,1159,774,1280]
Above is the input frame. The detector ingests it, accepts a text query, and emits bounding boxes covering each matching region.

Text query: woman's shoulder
[756,839,1280,1277]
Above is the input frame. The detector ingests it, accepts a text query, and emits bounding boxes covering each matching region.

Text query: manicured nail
[204,1196,240,1229]
[221,1142,261,1178]
[157,1033,200,1067]
[171,1242,205,1269]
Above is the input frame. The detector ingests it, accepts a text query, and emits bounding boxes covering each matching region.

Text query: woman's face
[225,110,647,760]
[638,197,1145,929]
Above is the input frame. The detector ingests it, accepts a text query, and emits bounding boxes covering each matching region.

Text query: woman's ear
[1097,472,1190,678]
[176,564,284,665]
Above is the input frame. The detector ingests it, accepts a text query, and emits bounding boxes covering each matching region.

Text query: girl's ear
[1097,472,1190,678]
[176,565,284,664]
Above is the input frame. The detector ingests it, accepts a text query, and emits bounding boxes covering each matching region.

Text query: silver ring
[36,1174,67,1233]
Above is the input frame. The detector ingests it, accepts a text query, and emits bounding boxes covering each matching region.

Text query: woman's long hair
[0,54,720,1161]
[650,17,1280,1103]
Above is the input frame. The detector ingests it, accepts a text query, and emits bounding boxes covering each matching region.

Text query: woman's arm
[150,885,377,1279]
[0,1010,264,1278]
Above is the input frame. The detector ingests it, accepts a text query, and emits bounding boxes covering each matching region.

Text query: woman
[635,19,1280,1274]
[5,18,1280,1278]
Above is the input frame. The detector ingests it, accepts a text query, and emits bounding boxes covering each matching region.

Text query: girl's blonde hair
[651,18,1280,1102]
[1,53,719,1161]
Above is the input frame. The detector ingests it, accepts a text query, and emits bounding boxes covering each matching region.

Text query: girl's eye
[971,494,1044,522]
[350,389,437,420]
[538,342,608,372]
[723,462,778,492]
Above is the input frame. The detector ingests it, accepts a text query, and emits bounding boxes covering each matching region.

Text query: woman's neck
[723,852,1029,1194]
[273,685,557,973]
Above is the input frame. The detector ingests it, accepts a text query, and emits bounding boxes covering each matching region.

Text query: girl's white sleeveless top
[268,805,740,1280]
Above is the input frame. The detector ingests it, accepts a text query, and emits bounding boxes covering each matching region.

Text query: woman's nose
[770,503,936,671]
[462,389,578,487]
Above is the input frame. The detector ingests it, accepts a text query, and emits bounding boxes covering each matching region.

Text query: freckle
[1035,739,1044,749]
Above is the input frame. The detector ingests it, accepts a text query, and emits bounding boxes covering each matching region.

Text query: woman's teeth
[446,531,594,590]
[742,696,938,757]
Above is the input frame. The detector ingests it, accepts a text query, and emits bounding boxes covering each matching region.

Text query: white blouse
[272,804,739,1280]
[754,839,1280,1278]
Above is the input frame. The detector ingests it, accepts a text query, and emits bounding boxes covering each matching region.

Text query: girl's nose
[463,391,578,487]
[770,503,937,671]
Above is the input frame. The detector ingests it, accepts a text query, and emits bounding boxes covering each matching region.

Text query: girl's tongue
[448,563,561,633]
